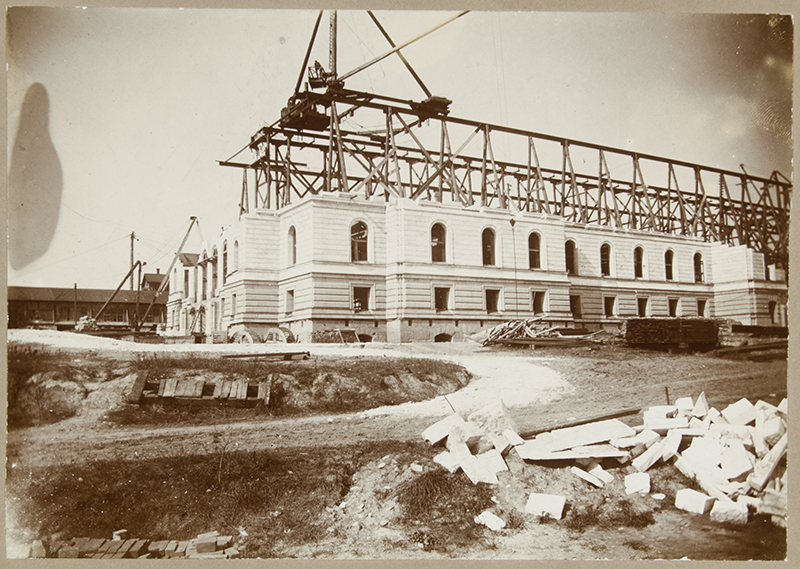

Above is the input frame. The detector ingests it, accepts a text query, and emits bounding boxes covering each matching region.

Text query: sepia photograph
[6,4,793,561]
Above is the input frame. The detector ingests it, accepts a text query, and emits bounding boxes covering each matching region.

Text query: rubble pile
[423,393,787,529]
[29,529,243,559]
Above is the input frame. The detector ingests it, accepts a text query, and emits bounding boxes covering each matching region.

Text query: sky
[6,7,794,289]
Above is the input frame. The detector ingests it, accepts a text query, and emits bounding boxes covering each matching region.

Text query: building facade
[165,193,788,343]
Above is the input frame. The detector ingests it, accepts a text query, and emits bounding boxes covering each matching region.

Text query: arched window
[565,240,577,275]
[600,243,611,276]
[634,247,644,279]
[351,221,368,262]
[288,226,297,265]
[694,253,704,283]
[665,250,674,281]
[482,228,495,266]
[222,241,227,285]
[431,223,446,263]
[233,241,239,272]
[528,233,541,269]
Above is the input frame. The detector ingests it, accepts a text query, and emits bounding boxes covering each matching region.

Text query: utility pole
[329,10,337,78]
[73,283,78,324]
[130,232,135,290]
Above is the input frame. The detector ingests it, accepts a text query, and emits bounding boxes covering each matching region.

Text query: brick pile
[423,392,787,528]
[29,529,241,559]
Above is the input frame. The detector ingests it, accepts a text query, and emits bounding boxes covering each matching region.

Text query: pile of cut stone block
[423,393,787,527]
[29,529,241,559]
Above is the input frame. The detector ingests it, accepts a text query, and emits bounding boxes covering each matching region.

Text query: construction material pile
[475,317,600,347]
[29,529,243,559]
[423,393,787,528]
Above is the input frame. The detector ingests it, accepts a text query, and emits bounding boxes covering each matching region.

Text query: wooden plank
[541,419,636,452]
[516,441,628,461]
[163,377,178,398]
[236,380,248,400]
[192,379,205,398]
[172,379,187,398]
[212,381,222,399]
[157,379,167,397]
[220,381,232,400]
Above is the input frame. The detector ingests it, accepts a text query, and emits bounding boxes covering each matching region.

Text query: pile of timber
[480,317,601,347]
[139,375,273,408]
[626,318,718,350]
[28,529,241,559]
[422,392,787,527]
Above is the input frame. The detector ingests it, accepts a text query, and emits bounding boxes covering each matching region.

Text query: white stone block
[502,429,524,446]
[625,472,651,495]
[468,400,518,436]
[692,392,709,418]
[647,405,678,418]
[588,463,614,484]
[571,466,604,488]
[448,419,485,451]
[542,419,635,452]
[710,501,748,525]
[611,436,640,449]
[475,510,506,531]
[707,407,725,424]
[777,398,787,416]
[675,488,715,515]
[433,450,460,473]
[675,397,694,413]
[422,414,464,445]
[477,449,508,475]
[661,429,683,461]
[459,454,498,485]
[645,418,689,434]
[721,439,754,480]
[688,417,706,430]
[488,433,512,455]
[736,495,761,510]
[762,415,786,447]
[525,493,566,519]
[721,398,757,426]
[632,441,665,472]
[754,400,779,417]
[636,429,662,448]
[447,440,473,463]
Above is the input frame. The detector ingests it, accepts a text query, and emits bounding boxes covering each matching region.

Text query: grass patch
[563,500,655,532]
[394,470,495,553]
[6,440,426,558]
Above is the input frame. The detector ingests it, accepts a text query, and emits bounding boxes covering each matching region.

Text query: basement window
[485,288,501,313]
[352,286,371,312]
[434,287,451,312]
[286,290,294,314]
[603,296,616,317]
[668,298,679,317]
[769,300,777,324]
[637,297,648,317]
[532,290,546,314]
[569,295,582,319]
[698,299,707,317]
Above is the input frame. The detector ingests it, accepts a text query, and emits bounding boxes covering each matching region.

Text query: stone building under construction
[164,11,790,343]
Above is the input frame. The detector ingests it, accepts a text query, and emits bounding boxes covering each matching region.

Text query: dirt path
[7,346,573,469]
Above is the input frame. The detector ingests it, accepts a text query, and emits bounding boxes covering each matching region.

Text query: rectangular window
[434,287,451,312]
[769,301,777,324]
[668,298,679,317]
[485,289,500,313]
[220,298,225,322]
[604,296,616,317]
[231,294,237,317]
[286,290,295,314]
[569,295,582,318]
[184,269,190,299]
[353,286,371,312]
[532,290,546,314]
[637,297,648,317]
[697,299,707,318]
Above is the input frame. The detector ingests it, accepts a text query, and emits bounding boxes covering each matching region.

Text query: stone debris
[475,510,506,531]
[525,493,566,519]
[35,529,244,559]
[420,391,786,530]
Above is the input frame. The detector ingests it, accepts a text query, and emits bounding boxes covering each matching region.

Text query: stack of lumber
[480,317,599,347]
[31,530,241,559]
[140,375,272,408]
[423,392,787,528]
[626,318,718,348]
